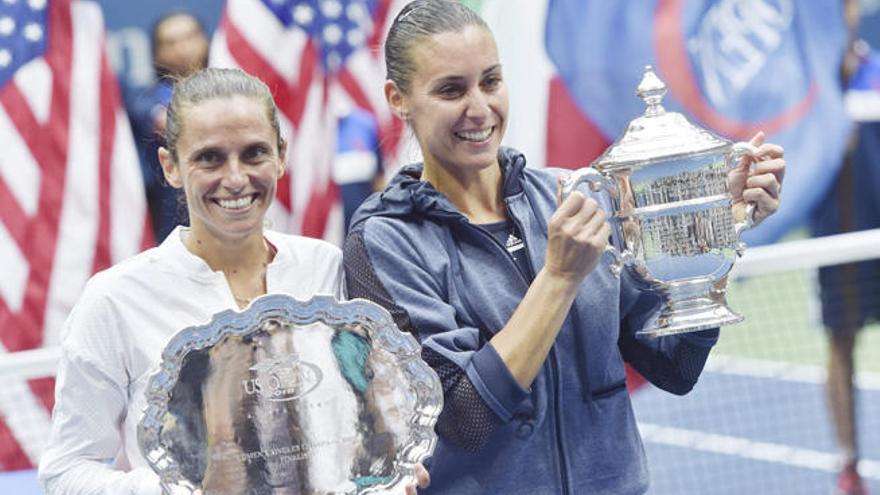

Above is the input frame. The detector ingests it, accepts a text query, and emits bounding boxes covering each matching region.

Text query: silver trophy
[562,65,759,337]
[137,294,442,495]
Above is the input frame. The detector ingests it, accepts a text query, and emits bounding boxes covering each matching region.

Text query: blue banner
[546,0,851,245]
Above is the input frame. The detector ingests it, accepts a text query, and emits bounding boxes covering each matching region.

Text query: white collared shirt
[38,227,344,495]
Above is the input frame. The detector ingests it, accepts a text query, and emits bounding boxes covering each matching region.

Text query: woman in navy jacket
[343,1,785,493]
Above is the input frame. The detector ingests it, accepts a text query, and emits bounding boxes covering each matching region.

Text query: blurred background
[1,0,879,493]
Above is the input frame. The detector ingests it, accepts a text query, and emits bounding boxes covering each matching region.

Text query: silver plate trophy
[562,65,760,337]
[138,294,442,495]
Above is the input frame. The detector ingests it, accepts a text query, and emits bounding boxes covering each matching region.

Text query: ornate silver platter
[137,294,442,494]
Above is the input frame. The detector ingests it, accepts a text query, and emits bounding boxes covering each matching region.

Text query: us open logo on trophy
[243,353,324,402]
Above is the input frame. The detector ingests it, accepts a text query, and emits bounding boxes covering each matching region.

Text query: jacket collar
[350,147,527,228]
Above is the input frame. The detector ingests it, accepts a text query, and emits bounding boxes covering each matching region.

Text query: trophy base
[637,302,743,338]
[636,278,744,338]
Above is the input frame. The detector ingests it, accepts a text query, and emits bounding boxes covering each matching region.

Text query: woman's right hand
[404,463,430,495]
[544,178,610,285]
[491,176,611,389]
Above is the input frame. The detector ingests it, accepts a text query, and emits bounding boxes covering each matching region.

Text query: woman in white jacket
[38,67,426,494]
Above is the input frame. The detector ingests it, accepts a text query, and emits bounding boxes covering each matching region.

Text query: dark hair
[150,10,208,79]
[385,0,489,94]
[164,68,285,162]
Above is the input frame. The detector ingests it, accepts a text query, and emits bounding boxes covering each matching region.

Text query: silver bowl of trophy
[562,65,760,337]
[137,294,442,494]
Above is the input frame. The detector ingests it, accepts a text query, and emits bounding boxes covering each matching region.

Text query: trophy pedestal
[636,277,744,337]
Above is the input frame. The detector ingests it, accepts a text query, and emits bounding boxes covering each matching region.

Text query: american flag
[0,0,147,469]
[210,0,408,244]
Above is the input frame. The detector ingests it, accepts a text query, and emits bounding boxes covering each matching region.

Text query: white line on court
[638,422,880,481]
[705,354,880,391]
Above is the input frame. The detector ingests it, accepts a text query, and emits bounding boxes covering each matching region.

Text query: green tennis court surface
[720,270,880,373]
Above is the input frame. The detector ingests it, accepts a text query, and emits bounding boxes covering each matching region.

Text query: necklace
[231,239,276,309]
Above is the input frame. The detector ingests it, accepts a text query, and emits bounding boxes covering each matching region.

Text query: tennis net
[637,228,880,494]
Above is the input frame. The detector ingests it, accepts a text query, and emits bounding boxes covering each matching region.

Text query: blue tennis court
[633,356,880,494]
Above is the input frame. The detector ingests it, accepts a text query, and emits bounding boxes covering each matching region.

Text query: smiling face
[386,25,508,180]
[159,95,284,245]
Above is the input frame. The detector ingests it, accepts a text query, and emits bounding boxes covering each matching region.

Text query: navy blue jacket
[343,147,718,494]
[124,80,181,242]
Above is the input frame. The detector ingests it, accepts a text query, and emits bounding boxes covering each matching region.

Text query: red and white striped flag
[210,0,409,244]
[0,0,148,470]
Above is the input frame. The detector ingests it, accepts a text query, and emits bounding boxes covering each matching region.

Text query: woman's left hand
[405,463,430,495]
[729,131,786,226]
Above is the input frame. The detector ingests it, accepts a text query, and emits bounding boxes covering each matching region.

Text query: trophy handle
[559,168,629,278]
[559,167,617,200]
[729,141,760,238]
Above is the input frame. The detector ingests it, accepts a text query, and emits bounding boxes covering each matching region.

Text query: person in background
[343,1,786,493]
[334,107,384,234]
[125,10,209,243]
[810,2,880,493]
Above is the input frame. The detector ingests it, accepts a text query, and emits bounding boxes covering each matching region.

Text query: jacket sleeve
[38,292,161,495]
[344,219,529,451]
[616,273,719,395]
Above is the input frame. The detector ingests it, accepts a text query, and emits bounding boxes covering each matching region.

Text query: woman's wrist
[536,266,586,295]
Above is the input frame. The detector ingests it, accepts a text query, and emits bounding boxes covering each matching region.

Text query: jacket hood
[349,147,528,229]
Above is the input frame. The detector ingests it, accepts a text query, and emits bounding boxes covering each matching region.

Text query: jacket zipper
[507,208,571,495]
[549,348,571,495]
[470,214,572,495]
[453,218,527,343]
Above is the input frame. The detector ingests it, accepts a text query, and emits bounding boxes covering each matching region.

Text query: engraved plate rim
[137,293,442,494]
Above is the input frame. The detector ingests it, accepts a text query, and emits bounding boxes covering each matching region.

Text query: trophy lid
[593,66,729,171]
